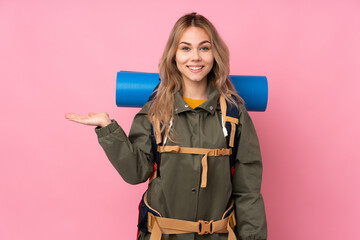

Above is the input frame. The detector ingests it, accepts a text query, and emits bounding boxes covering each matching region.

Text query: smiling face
[175,26,214,87]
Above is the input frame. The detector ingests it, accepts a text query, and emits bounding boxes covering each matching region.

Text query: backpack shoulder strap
[148,82,163,180]
[219,95,240,173]
[219,95,239,147]
[149,123,161,180]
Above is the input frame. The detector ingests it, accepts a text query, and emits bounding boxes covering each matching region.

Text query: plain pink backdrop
[1,0,359,239]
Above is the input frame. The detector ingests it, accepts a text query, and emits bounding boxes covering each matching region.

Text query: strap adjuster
[198,220,214,235]
[228,211,236,229]
[147,212,156,231]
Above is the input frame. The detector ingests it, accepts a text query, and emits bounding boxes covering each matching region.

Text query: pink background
[1,0,359,239]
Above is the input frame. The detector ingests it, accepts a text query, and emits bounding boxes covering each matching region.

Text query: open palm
[65,112,111,127]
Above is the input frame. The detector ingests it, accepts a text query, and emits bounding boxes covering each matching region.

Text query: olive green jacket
[95,84,267,240]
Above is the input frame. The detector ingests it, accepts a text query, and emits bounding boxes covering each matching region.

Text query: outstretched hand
[65,112,112,128]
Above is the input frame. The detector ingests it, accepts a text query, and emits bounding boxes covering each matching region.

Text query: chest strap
[157,145,232,188]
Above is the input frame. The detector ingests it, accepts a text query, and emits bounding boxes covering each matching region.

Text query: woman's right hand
[65,112,112,128]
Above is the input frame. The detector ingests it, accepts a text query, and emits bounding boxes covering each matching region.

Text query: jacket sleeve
[232,103,267,240]
[94,106,154,184]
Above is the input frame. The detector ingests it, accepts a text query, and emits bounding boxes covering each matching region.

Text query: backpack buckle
[198,220,214,235]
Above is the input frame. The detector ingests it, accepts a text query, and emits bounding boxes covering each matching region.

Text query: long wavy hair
[148,12,243,140]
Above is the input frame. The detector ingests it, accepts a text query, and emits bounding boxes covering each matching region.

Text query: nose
[191,49,201,61]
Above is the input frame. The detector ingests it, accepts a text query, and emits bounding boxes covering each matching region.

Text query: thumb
[88,112,96,117]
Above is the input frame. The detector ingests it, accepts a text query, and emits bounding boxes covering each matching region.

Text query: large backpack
[137,84,240,237]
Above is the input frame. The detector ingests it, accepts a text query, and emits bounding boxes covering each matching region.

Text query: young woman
[66,13,267,240]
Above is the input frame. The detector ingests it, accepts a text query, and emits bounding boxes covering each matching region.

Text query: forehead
[179,26,210,43]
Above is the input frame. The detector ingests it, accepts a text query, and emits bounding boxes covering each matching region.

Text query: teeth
[188,66,203,70]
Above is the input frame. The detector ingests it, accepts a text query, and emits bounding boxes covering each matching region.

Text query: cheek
[175,53,188,65]
[206,57,214,69]
[209,58,214,67]
[201,52,214,65]
[175,57,185,74]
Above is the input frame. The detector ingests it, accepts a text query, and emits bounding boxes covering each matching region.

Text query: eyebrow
[179,40,211,45]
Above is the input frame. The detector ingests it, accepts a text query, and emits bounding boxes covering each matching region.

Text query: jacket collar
[174,82,220,115]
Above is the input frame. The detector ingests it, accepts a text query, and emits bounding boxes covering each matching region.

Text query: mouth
[187,65,204,72]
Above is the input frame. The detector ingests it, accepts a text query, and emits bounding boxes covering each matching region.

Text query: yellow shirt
[182,97,207,109]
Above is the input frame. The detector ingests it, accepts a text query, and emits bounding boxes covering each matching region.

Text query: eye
[200,46,210,51]
[182,46,190,51]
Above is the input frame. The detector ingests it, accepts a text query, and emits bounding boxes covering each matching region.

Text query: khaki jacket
[95,84,267,240]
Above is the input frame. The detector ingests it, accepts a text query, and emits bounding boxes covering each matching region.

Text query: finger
[88,112,96,117]
[66,118,82,124]
[65,113,77,119]
[66,114,87,123]
[67,117,89,125]
[66,113,83,120]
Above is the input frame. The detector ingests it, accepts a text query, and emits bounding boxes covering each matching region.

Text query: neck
[182,79,208,100]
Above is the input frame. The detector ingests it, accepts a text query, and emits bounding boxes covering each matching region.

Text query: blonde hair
[148,12,243,140]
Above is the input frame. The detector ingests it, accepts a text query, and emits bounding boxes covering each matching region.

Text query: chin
[187,76,207,83]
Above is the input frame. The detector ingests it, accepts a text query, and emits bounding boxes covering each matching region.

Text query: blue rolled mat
[116,71,268,111]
